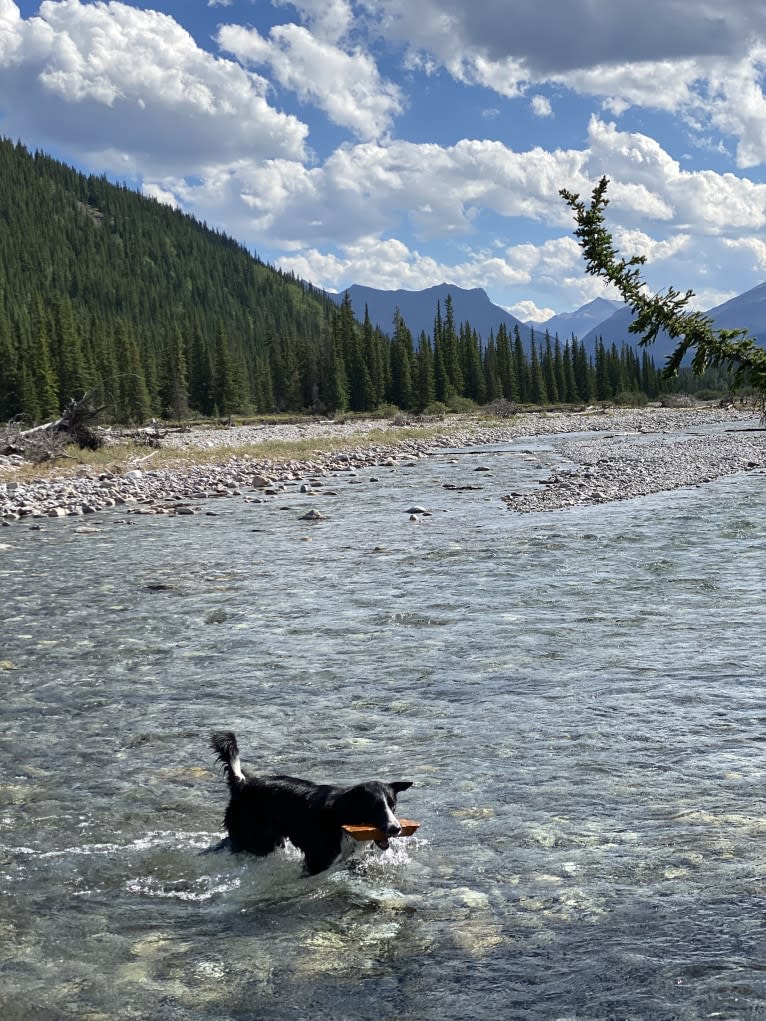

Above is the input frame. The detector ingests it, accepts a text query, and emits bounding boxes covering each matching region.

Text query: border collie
[210,731,413,875]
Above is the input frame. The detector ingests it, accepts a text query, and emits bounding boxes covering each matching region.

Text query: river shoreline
[1,405,764,523]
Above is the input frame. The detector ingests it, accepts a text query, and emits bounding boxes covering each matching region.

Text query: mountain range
[333,282,766,362]
[334,283,535,345]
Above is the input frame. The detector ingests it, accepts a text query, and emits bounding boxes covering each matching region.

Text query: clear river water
[2,430,766,1020]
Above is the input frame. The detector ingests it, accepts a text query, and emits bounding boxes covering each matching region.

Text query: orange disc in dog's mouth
[341,819,420,845]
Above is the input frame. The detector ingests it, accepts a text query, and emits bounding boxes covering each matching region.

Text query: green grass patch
[6,422,459,483]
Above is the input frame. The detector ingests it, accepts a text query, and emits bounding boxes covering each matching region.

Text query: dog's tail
[210,730,246,788]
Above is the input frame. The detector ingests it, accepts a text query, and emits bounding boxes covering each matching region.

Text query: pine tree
[389,310,413,409]
[163,327,190,420]
[460,322,486,403]
[562,340,579,402]
[510,326,526,402]
[114,319,153,423]
[30,296,59,419]
[553,336,566,405]
[415,332,435,410]
[542,332,559,404]
[362,306,386,408]
[322,320,349,412]
[442,295,463,397]
[571,338,594,402]
[433,302,451,403]
[50,294,92,401]
[529,338,548,404]
[0,303,20,419]
[594,339,611,400]
[482,332,500,403]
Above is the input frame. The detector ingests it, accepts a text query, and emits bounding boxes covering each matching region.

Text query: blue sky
[3,1,766,322]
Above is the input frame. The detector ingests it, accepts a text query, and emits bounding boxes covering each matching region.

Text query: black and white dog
[210,731,413,875]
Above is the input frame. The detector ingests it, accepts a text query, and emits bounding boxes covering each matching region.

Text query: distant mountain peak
[336,282,532,343]
[532,297,624,337]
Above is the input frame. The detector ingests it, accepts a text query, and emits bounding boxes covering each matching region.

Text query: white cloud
[274,0,354,44]
[0,0,308,174]
[3,0,766,318]
[507,299,557,322]
[274,231,591,311]
[702,46,766,167]
[612,227,690,263]
[142,181,180,207]
[357,1,766,165]
[361,1,766,74]
[218,22,403,140]
[723,236,766,273]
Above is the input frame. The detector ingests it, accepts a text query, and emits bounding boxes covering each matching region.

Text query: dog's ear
[391,781,413,793]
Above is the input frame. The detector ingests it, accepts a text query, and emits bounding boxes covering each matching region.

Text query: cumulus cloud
[3,0,766,317]
[361,0,766,74]
[144,116,766,291]
[507,300,557,323]
[275,231,606,312]
[274,0,354,44]
[0,0,307,174]
[356,0,766,165]
[218,21,403,140]
[723,237,766,273]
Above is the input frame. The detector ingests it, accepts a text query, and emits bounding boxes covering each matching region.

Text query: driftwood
[2,393,107,462]
[118,421,168,447]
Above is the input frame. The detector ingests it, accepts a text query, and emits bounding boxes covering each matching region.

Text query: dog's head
[336,780,413,846]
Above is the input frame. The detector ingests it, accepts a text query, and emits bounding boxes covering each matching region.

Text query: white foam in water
[12,829,220,859]
[4,446,766,1020]
[124,874,242,901]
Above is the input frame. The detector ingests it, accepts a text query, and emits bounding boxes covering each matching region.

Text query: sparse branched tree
[560,176,766,414]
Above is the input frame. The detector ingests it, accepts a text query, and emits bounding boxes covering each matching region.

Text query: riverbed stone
[0,407,762,524]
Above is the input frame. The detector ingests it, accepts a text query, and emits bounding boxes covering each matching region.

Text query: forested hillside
[1,137,673,424]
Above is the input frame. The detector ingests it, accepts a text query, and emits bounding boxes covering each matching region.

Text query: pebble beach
[1,406,764,523]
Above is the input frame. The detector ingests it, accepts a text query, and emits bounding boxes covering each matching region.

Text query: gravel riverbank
[1,406,764,523]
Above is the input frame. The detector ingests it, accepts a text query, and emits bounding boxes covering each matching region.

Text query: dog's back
[210,730,413,875]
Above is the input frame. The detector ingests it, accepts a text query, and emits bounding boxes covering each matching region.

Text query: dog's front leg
[303,841,341,876]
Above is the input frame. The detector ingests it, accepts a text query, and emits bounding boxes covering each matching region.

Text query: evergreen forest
[0,137,705,426]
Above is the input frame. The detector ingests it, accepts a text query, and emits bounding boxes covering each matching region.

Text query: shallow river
[2,432,766,1020]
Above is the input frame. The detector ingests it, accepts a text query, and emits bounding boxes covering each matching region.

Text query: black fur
[210,730,413,875]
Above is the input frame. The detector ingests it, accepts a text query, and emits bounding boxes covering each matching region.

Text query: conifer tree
[114,319,153,423]
[415,332,435,410]
[389,310,414,409]
[562,340,579,403]
[322,320,349,412]
[163,327,190,420]
[542,332,559,404]
[442,295,463,397]
[433,302,451,403]
[529,338,548,404]
[50,295,92,401]
[482,332,501,403]
[594,339,610,400]
[460,322,486,404]
[29,296,59,419]
[562,176,766,407]
[0,304,20,419]
[553,336,565,404]
[362,306,386,408]
[512,326,528,402]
